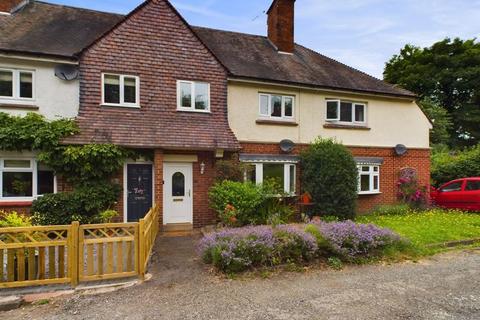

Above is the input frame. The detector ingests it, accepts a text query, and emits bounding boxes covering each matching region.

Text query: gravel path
[4,236,480,320]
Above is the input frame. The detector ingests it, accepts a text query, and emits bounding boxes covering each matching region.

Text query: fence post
[70,221,80,288]
[138,219,145,280]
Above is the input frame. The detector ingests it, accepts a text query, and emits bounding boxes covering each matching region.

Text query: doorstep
[162,223,194,233]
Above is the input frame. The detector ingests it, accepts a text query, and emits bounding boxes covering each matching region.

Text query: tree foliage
[300,138,358,220]
[418,98,453,145]
[431,145,480,186]
[384,38,480,146]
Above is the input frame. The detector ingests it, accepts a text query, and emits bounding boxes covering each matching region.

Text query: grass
[357,209,480,256]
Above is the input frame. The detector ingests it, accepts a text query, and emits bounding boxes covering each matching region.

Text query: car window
[465,180,480,191]
[440,181,463,192]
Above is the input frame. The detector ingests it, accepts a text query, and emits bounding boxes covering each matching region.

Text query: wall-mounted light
[200,161,206,175]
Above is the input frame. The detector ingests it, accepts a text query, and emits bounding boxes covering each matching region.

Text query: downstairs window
[244,162,296,194]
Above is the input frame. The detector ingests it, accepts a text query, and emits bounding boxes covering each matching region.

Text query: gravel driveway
[4,235,480,320]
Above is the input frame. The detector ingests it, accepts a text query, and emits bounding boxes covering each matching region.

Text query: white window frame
[0,68,35,101]
[357,165,380,195]
[101,73,140,108]
[325,99,367,125]
[258,93,295,120]
[177,80,211,113]
[245,162,296,195]
[0,158,57,202]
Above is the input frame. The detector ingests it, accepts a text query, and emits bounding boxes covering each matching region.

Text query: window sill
[324,123,370,130]
[0,200,33,206]
[101,104,141,109]
[0,103,39,111]
[176,108,211,114]
[358,192,382,196]
[256,119,298,126]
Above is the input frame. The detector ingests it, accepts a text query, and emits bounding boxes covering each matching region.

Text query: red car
[431,178,480,212]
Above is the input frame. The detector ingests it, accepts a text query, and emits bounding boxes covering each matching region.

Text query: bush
[314,221,403,260]
[0,211,31,228]
[198,225,317,273]
[301,138,358,220]
[214,159,251,182]
[31,183,121,225]
[431,145,480,186]
[371,204,411,216]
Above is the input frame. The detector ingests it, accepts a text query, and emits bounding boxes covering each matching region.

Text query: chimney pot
[0,0,27,14]
[267,0,295,53]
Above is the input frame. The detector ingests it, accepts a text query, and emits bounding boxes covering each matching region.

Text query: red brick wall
[0,0,23,13]
[239,142,431,214]
[267,0,295,53]
[192,152,217,228]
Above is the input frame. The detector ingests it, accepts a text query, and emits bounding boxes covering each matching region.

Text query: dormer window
[102,73,140,108]
[259,93,294,120]
[326,99,366,124]
[0,69,34,100]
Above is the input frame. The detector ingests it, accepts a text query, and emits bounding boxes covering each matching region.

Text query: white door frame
[123,161,155,223]
[163,162,193,225]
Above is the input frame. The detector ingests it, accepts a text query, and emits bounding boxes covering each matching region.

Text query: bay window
[259,93,294,120]
[102,73,140,107]
[0,69,34,100]
[245,162,296,194]
[0,159,56,200]
[177,80,210,112]
[326,99,366,124]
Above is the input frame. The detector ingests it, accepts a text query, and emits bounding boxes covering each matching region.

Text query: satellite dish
[394,144,408,156]
[280,139,295,153]
[54,64,79,81]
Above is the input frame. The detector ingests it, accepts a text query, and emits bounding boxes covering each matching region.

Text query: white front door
[163,163,193,224]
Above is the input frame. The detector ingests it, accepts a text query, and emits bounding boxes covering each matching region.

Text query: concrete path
[3,236,480,320]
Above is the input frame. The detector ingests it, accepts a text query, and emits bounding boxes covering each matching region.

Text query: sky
[45,0,480,79]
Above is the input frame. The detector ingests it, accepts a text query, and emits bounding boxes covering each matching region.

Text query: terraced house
[0,0,432,229]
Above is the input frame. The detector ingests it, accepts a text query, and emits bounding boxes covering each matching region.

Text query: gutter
[0,50,78,65]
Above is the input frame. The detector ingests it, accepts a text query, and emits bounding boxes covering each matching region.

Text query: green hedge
[431,145,480,185]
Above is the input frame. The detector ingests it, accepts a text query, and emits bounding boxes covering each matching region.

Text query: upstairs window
[259,93,294,120]
[0,69,34,100]
[102,73,140,107]
[177,81,210,112]
[358,165,380,194]
[326,99,366,124]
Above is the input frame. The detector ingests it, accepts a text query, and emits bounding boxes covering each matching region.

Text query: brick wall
[267,0,295,53]
[239,142,431,214]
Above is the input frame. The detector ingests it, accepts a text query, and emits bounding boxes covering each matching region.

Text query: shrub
[214,159,251,182]
[315,221,403,260]
[397,176,428,209]
[31,183,121,225]
[0,211,32,228]
[431,145,480,186]
[198,225,317,273]
[301,138,358,220]
[371,204,411,216]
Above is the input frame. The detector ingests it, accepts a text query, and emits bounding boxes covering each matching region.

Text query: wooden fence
[0,205,160,289]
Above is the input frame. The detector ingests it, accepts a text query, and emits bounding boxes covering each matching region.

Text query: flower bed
[198,222,403,273]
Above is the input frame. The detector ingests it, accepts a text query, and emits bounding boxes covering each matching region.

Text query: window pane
[0,70,13,97]
[38,170,54,195]
[373,166,379,172]
[19,72,33,98]
[441,182,463,192]
[355,104,365,122]
[259,95,269,115]
[180,82,192,108]
[4,160,31,168]
[123,77,137,104]
[2,172,33,197]
[172,172,185,197]
[373,175,379,190]
[289,165,295,193]
[245,165,256,183]
[263,163,284,190]
[361,166,370,172]
[104,75,120,104]
[284,97,293,117]
[466,181,480,191]
[326,101,338,120]
[340,102,353,122]
[195,83,209,110]
[271,96,282,117]
[360,174,370,192]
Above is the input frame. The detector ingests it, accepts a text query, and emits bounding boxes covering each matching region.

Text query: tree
[384,38,480,146]
[418,98,453,145]
[300,138,358,220]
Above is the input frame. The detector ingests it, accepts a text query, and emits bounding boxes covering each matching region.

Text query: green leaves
[431,145,480,185]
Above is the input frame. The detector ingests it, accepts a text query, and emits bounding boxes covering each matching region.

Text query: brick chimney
[0,0,27,14]
[267,0,296,53]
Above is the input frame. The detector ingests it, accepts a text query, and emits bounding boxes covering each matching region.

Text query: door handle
[188,189,191,197]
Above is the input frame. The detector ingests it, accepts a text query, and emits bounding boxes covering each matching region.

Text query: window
[358,165,380,194]
[172,172,185,197]
[259,94,295,120]
[326,100,366,124]
[0,159,56,200]
[465,180,480,191]
[244,162,296,194]
[177,81,210,112]
[102,73,139,107]
[440,181,463,193]
[0,69,34,99]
